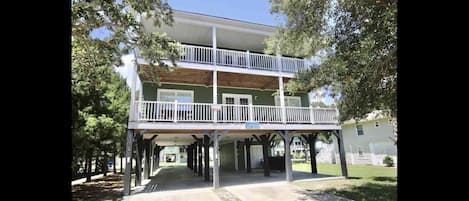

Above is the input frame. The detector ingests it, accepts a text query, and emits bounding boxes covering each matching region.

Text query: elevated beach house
[122,10,348,195]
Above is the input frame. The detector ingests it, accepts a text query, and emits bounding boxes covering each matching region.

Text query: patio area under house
[122,10,348,195]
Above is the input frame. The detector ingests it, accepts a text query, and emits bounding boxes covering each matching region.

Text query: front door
[222,94,252,122]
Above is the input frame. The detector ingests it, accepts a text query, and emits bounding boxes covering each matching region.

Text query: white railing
[135,101,338,124]
[179,45,213,64]
[136,101,213,122]
[253,105,282,123]
[175,44,305,73]
[281,57,306,73]
[219,104,250,122]
[312,108,339,123]
[216,49,249,68]
[249,52,278,71]
[285,107,311,123]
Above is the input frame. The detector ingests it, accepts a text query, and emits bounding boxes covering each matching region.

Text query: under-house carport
[122,129,348,195]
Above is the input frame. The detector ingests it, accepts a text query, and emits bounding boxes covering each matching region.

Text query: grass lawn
[293,162,397,201]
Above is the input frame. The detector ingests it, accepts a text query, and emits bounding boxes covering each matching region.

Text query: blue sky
[168,0,279,26]
[108,0,334,105]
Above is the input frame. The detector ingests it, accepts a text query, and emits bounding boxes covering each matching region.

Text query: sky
[111,0,334,105]
[167,0,280,26]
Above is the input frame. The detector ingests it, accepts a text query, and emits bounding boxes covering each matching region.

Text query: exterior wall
[143,82,309,106]
[159,146,181,163]
[315,118,397,166]
[342,118,397,166]
[219,142,235,171]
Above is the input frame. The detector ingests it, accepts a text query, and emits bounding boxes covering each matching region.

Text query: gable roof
[342,110,391,125]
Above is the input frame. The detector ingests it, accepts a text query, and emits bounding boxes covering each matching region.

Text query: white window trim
[157,89,194,102]
[274,95,302,107]
[222,93,253,104]
[356,125,364,136]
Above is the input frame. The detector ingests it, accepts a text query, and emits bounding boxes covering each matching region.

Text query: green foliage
[72,0,179,177]
[72,0,180,82]
[268,0,397,123]
[383,155,394,167]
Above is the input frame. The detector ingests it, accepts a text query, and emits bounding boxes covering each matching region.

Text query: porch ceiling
[142,132,286,146]
[139,128,332,146]
[139,65,295,91]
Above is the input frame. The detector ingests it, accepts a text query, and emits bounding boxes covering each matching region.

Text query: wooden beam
[149,135,158,142]
[334,130,348,178]
[245,138,252,173]
[192,135,200,141]
[193,143,198,174]
[143,139,151,180]
[252,135,261,143]
[204,135,210,181]
[268,133,276,142]
[260,134,270,177]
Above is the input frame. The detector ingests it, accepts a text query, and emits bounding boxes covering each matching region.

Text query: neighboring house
[315,111,397,166]
[122,10,347,194]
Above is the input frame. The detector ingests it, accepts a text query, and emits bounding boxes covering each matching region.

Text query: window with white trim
[274,96,302,107]
[157,89,194,111]
[356,125,364,136]
[157,89,194,103]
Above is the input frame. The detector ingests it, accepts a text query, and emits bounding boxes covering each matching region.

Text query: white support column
[138,80,143,101]
[276,53,282,72]
[309,105,315,124]
[246,50,250,68]
[128,59,138,122]
[212,26,217,65]
[213,71,218,123]
[212,26,218,123]
[277,131,294,182]
[278,76,287,124]
[173,100,178,122]
[212,131,220,188]
[248,104,254,122]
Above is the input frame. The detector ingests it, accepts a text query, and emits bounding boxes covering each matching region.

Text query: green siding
[143,83,309,107]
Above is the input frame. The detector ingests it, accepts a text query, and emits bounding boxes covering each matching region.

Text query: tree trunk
[86,150,92,182]
[120,156,123,173]
[113,152,117,173]
[103,152,108,176]
[83,157,88,178]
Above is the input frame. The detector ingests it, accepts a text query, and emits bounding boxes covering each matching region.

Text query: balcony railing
[135,101,338,124]
[178,44,306,73]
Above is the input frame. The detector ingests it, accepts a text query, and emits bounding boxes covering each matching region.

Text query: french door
[221,94,252,122]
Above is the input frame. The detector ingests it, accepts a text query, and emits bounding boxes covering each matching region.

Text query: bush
[383,155,394,167]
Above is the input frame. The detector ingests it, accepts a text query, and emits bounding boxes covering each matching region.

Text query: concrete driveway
[124,166,350,201]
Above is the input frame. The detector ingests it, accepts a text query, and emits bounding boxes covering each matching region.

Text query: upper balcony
[139,10,311,77]
[177,44,307,73]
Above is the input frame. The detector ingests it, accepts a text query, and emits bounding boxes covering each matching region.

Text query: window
[356,125,364,136]
[157,89,194,112]
[375,121,379,127]
[157,89,194,103]
[274,96,302,107]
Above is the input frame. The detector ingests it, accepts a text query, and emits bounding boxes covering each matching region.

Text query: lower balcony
[133,101,338,124]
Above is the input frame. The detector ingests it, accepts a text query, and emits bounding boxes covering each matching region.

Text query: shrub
[383,155,394,167]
